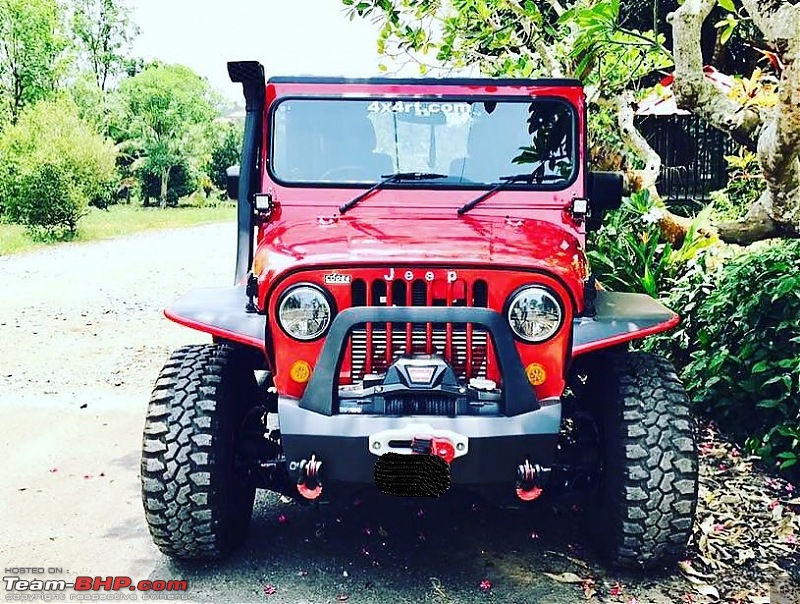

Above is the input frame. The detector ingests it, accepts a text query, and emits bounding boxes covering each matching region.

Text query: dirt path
[0,223,691,603]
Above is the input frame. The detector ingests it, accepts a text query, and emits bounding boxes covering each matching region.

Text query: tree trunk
[670,0,800,243]
[159,167,169,209]
[612,92,696,245]
[614,92,660,196]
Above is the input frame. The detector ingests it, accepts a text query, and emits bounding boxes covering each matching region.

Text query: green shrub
[682,240,800,471]
[13,163,87,236]
[644,246,730,368]
[0,98,118,235]
[719,149,765,220]
[588,190,712,297]
[208,122,242,190]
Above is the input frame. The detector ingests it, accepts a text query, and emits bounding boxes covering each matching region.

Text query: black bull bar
[298,306,540,416]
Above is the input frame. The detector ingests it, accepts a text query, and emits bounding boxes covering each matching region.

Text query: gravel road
[0,223,687,603]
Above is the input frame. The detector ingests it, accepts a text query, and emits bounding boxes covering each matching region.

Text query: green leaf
[752,361,769,373]
[717,0,735,11]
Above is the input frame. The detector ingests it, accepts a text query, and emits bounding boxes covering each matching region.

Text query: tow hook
[515,460,550,501]
[411,436,456,463]
[296,454,323,500]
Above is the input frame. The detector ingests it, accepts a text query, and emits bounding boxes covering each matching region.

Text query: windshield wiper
[339,172,448,215]
[456,173,564,216]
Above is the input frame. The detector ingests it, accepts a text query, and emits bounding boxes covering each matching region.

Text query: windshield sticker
[366,100,470,116]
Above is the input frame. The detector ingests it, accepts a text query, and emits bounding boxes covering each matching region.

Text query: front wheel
[141,344,258,559]
[586,351,698,568]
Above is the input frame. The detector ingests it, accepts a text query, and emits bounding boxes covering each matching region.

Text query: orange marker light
[525,363,547,386]
[290,360,312,383]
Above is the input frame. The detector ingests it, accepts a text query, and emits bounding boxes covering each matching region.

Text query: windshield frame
[266,94,580,192]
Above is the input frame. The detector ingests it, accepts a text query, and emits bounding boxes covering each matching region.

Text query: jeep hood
[256,215,588,292]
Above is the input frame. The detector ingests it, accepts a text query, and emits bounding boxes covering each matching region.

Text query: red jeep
[141,61,698,568]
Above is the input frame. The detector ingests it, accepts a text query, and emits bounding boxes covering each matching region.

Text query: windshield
[270,97,576,187]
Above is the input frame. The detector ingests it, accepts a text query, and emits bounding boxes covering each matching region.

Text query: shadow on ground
[151,491,683,603]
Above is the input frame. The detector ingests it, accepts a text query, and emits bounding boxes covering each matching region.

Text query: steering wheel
[319,166,375,181]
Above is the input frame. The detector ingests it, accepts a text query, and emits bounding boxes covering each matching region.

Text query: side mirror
[586,171,623,230]
[226,165,240,200]
[589,172,623,211]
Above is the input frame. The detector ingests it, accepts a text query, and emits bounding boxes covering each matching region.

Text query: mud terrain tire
[588,351,698,568]
[141,344,258,559]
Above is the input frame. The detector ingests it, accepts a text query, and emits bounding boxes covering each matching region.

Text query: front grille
[349,325,488,380]
[346,276,493,382]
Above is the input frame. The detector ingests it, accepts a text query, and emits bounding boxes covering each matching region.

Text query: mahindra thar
[141,61,698,568]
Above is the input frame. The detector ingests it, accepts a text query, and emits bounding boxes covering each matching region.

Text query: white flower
[641,207,665,225]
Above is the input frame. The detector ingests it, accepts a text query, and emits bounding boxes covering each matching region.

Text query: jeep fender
[571,290,679,356]
[164,286,266,352]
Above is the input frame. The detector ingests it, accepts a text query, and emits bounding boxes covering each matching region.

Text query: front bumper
[280,396,561,486]
[281,305,561,490]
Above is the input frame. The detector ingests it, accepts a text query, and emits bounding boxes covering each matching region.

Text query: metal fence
[635,114,737,204]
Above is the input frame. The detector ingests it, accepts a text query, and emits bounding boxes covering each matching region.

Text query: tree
[208,121,243,190]
[0,98,118,235]
[0,0,67,122]
[345,0,800,244]
[670,0,800,243]
[116,63,219,207]
[71,0,138,91]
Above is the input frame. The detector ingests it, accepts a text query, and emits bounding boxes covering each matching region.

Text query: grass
[0,201,236,256]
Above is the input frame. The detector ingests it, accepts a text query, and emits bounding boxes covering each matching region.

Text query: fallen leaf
[678,561,714,581]
[544,572,585,584]
[694,583,719,600]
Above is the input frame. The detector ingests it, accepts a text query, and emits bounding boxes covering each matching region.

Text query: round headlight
[506,286,563,342]
[278,284,333,341]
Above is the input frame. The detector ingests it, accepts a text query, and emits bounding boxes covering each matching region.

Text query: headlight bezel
[276,283,336,342]
[504,284,564,343]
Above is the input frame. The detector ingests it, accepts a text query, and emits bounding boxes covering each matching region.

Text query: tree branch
[541,0,565,18]
[739,0,799,42]
[613,91,661,195]
[669,0,763,151]
[501,0,563,76]
[715,189,791,243]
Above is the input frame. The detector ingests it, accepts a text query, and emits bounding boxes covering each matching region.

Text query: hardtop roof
[267,76,583,87]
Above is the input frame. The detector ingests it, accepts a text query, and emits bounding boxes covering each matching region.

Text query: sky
[129,0,414,101]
